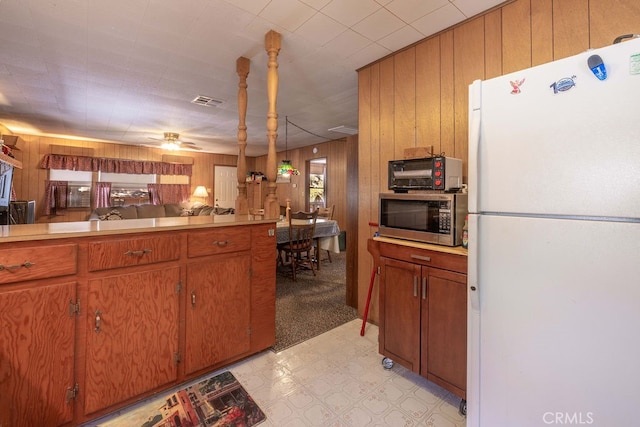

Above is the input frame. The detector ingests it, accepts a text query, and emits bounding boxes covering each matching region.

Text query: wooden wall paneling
[552,0,589,59]
[440,31,455,157]
[589,0,640,48]
[501,0,532,74]
[379,57,395,193]
[453,17,485,175]
[345,134,358,308]
[393,48,416,158]
[531,0,554,66]
[357,65,373,320]
[484,9,503,79]
[416,37,441,153]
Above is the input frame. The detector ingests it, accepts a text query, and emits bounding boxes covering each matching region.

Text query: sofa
[88,203,234,221]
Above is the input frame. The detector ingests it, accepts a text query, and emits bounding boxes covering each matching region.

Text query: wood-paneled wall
[357,0,640,324]
[253,136,351,232]
[9,133,248,223]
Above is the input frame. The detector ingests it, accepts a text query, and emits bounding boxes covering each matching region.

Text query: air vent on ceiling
[328,125,358,135]
[191,95,223,107]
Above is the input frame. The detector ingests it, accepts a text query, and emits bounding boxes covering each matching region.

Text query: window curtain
[147,184,161,205]
[161,184,190,204]
[94,182,112,209]
[43,180,68,215]
[147,184,190,205]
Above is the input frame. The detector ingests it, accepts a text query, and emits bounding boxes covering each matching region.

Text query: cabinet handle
[124,249,152,257]
[212,240,230,247]
[422,277,427,300]
[410,254,431,262]
[413,276,418,297]
[0,261,35,271]
[94,310,102,333]
[191,290,196,307]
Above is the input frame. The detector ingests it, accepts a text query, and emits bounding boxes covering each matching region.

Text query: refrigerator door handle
[468,214,479,311]
[468,80,481,213]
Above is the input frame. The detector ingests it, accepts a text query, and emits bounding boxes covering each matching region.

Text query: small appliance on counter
[388,156,462,192]
[378,192,468,246]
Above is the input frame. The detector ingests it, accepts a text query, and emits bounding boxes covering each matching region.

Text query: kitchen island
[0,215,277,427]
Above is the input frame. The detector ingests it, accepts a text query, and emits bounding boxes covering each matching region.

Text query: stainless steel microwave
[388,156,462,192]
[379,193,468,246]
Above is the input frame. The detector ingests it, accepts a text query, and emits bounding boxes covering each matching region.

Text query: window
[49,169,92,208]
[99,172,156,206]
[308,158,326,211]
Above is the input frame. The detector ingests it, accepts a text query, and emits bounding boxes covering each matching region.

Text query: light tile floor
[90,319,466,427]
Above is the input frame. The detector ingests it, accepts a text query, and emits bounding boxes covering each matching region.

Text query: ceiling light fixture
[161,132,182,150]
[278,117,299,176]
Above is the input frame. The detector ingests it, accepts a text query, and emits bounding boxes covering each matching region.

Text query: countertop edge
[373,236,468,256]
[0,215,277,243]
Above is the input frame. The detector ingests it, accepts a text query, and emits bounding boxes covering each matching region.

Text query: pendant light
[278,116,299,176]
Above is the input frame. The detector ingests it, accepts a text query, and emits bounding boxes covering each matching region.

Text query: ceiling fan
[148,132,202,151]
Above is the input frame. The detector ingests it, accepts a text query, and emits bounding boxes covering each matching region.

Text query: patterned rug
[273,250,358,352]
[96,371,265,427]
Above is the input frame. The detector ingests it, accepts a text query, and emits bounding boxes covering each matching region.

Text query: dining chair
[277,210,318,281]
[315,205,335,265]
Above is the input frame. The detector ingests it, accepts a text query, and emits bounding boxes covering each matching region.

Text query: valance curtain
[43,180,68,215]
[40,154,193,176]
[94,182,112,209]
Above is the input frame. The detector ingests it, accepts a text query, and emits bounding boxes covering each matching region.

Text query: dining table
[275,218,341,268]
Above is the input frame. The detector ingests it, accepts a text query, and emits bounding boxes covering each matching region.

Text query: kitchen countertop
[373,236,468,256]
[0,214,276,243]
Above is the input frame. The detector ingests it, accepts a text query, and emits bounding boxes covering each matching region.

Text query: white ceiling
[0,0,505,156]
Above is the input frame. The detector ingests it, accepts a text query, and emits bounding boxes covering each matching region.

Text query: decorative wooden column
[235,56,250,215]
[263,30,281,219]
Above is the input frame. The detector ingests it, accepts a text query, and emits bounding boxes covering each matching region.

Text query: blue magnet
[588,54,607,80]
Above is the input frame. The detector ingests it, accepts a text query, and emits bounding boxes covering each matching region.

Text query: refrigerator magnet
[509,78,525,94]
[550,75,577,94]
[587,54,607,80]
[630,53,640,75]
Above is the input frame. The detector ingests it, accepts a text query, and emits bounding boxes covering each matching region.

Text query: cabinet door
[185,253,251,375]
[422,267,467,396]
[84,267,180,415]
[0,281,76,427]
[379,256,421,373]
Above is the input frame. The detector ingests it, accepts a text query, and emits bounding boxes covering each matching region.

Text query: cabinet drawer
[88,234,181,272]
[379,242,467,274]
[187,226,251,258]
[0,244,77,284]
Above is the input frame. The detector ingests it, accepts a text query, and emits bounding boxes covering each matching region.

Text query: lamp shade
[192,186,209,198]
[278,159,299,176]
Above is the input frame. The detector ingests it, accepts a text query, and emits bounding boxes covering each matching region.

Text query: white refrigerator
[467,37,640,426]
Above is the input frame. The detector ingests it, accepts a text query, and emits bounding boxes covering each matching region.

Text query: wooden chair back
[316,205,334,220]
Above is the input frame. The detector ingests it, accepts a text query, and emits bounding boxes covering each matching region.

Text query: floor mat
[95,371,265,427]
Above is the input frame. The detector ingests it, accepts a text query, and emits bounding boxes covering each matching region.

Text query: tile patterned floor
[91,319,466,426]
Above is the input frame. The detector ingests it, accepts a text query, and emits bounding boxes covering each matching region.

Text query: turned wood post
[235,56,250,215]
[263,30,281,219]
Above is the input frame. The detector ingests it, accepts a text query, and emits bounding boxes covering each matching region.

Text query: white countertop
[0,214,277,243]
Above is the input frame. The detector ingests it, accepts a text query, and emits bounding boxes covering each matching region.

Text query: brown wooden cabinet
[0,219,276,426]
[377,239,467,400]
[0,280,77,427]
[83,267,180,415]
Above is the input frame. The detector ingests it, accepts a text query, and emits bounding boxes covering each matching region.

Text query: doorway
[214,166,238,208]
[307,158,326,211]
